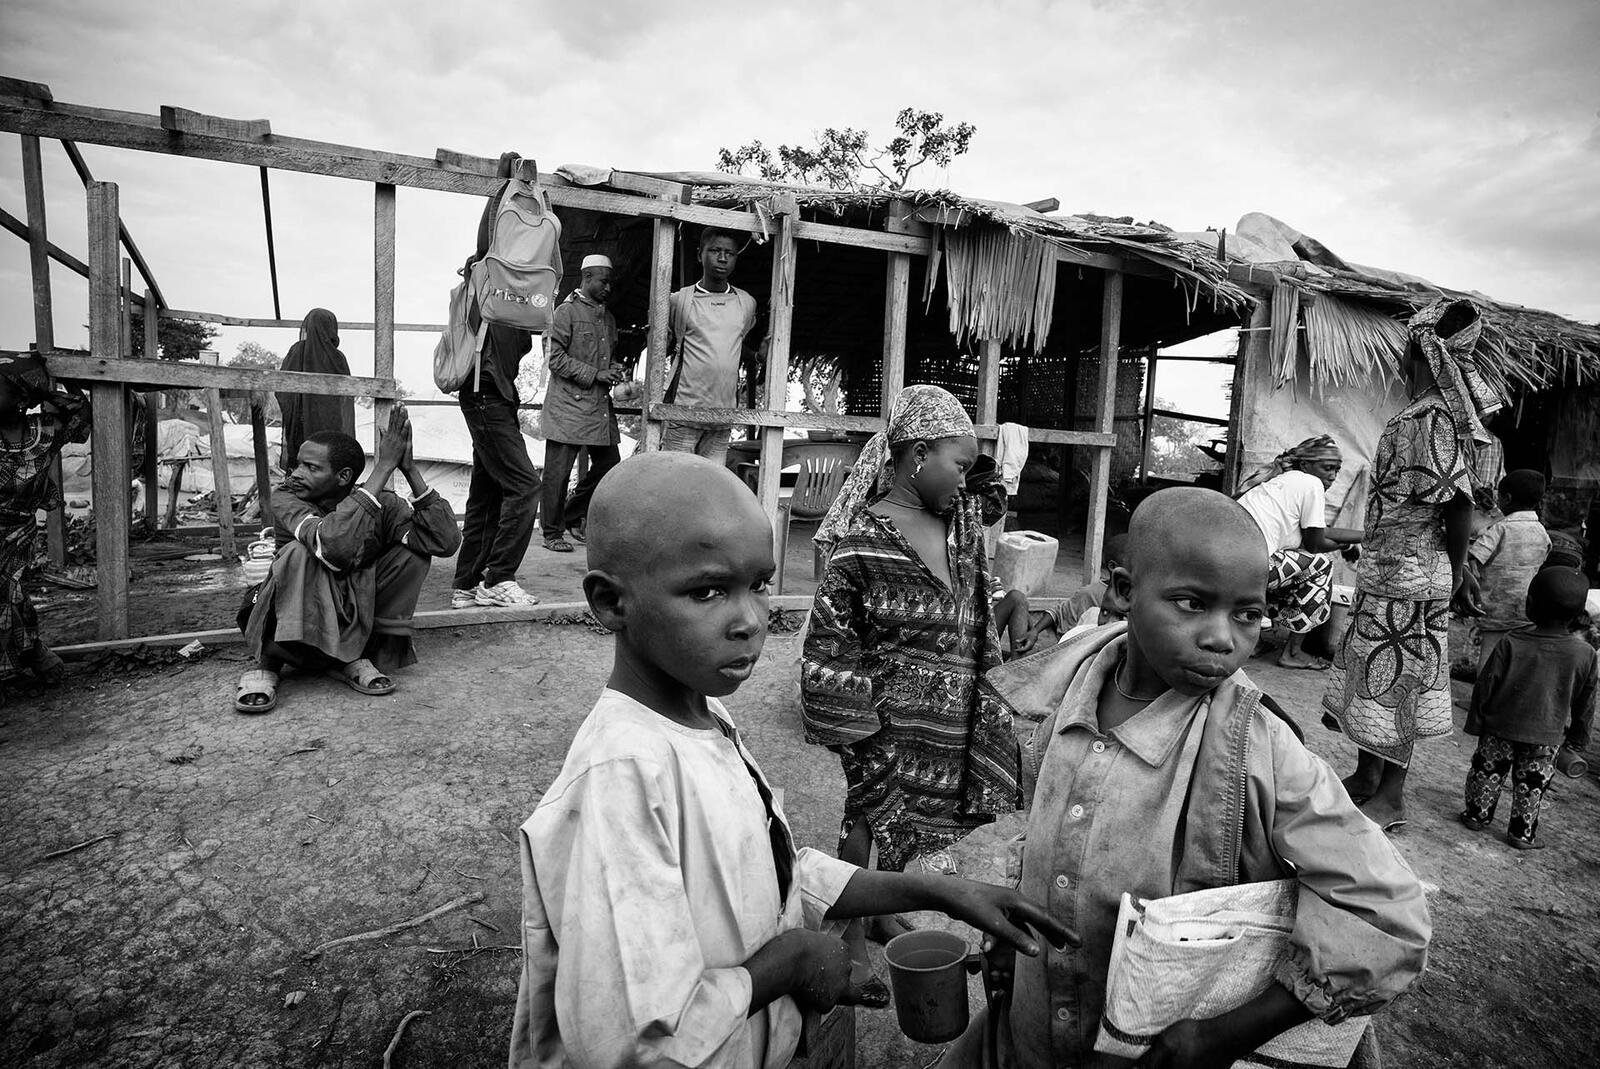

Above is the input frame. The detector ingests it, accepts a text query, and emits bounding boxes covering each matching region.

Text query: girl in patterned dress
[802,385,1027,979]
[1322,299,1500,831]
[0,353,90,705]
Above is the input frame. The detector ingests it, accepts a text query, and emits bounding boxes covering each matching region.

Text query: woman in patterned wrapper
[0,353,90,706]
[1322,298,1497,832]
[801,384,1031,999]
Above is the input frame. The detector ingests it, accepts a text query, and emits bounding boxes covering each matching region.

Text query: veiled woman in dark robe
[277,308,355,470]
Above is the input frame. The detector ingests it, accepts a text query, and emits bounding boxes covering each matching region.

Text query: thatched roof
[1194,213,1600,396]
[656,173,1254,353]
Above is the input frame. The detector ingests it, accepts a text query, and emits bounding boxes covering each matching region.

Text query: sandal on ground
[331,658,395,696]
[543,537,574,553]
[234,669,280,714]
[565,525,587,545]
[1320,712,1344,734]
[1277,656,1330,671]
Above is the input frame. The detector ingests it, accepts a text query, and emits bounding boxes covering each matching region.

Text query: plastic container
[884,930,973,1043]
[993,531,1059,597]
[1556,745,1589,779]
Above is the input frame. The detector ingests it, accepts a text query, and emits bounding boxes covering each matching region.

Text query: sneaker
[451,588,477,610]
[474,580,540,607]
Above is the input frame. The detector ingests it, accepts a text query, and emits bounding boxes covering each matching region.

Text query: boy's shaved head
[1112,487,1271,697]
[588,452,769,577]
[1126,487,1266,577]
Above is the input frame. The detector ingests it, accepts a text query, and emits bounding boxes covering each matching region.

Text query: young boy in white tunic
[509,453,1072,1069]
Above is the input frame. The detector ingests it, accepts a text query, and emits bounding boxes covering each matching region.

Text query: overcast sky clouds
[2,0,1595,395]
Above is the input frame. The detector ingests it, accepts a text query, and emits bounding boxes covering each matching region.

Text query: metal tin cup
[884,929,972,1043]
[1556,744,1589,779]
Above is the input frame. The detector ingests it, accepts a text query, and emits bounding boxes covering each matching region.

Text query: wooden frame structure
[3,80,1180,641]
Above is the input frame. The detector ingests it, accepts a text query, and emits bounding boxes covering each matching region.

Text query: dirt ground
[4,615,1599,1066]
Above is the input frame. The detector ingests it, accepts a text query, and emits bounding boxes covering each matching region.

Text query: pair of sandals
[544,525,587,554]
[234,658,395,714]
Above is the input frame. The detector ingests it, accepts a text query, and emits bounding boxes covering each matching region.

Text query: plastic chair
[771,441,862,594]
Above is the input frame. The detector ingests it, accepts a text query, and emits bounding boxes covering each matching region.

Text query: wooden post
[205,387,236,556]
[642,215,674,451]
[976,338,1002,445]
[756,205,798,545]
[87,181,130,639]
[373,183,396,462]
[1139,353,1157,481]
[120,258,133,358]
[141,288,160,532]
[21,133,68,568]
[250,392,275,534]
[880,203,911,417]
[1224,297,1271,495]
[1084,271,1123,584]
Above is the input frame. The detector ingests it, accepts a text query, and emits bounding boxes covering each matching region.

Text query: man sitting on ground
[234,406,462,713]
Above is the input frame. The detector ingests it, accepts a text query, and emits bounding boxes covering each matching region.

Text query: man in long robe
[234,406,461,713]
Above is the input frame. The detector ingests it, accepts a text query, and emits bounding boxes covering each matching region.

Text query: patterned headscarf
[813,384,976,556]
[1410,297,1501,451]
[1237,434,1343,496]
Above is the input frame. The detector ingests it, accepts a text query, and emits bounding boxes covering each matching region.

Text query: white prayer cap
[581,254,613,271]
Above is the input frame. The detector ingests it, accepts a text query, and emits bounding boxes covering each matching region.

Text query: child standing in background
[1461,566,1595,850]
[1467,469,1551,669]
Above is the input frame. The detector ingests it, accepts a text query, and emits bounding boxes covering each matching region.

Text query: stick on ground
[383,1009,431,1069]
[303,892,485,960]
[38,830,122,862]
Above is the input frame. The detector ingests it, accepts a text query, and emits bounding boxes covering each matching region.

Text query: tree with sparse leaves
[226,342,282,423]
[128,309,219,361]
[718,108,977,191]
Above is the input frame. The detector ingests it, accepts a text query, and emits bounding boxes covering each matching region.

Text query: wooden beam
[43,353,394,398]
[791,218,928,256]
[880,203,911,418]
[141,290,160,532]
[1150,407,1229,428]
[204,388,236,557]
[1023,198,1060,213]
[250,394,275,533]
[0,76,52,102]
[21,133,68,570]
[59,140,167,308]
[433,148,537,182]
[0,202,89,279]
[976,339,1002,428]
[87,182,130,639]
[373,183,396,455]
[757,206,797,556]
[154,306,442,332]
[1051,243,1167,282]
[1139,355,1157,482]
[603,171,692,203]
[1225,298,1271,494]
[119,258,132,357]
[1084,271,1123,585]
[642,215,674,451]
[647,403,1114,446]
[159,105,271,141]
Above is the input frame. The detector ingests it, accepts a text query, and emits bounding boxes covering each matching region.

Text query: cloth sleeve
[1468,520,1504,570]
[1394,406,1474,506]
[547,303,598,387]
[380,489,462,558]
[794,847,860,930]
[48,390,92,446]
[1568,650,1598,752]
[800,545,883,748]
[1264,721,1431,1020]
[1299,476,1326,533]
[1463,634,1511,737]
[273,488,382,572]
[539,757,757,1069]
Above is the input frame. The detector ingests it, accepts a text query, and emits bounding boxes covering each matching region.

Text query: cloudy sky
[2,0,1595,404]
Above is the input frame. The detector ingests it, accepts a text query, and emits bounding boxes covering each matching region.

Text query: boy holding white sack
[943,487,1430,1068]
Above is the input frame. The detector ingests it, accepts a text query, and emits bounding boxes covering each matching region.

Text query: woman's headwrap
[1237,434,1343,496]
[0,352,55,406]
[813,384,975,557]
[1409,297,1502,452]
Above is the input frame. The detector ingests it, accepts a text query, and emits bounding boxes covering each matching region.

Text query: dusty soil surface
[3,621,1596,1067]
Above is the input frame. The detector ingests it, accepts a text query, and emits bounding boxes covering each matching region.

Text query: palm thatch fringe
[1300,294,1406,394]
[1270,280,1301,386]
[938,224,1058,352]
